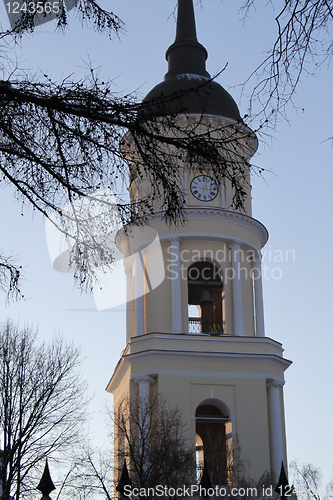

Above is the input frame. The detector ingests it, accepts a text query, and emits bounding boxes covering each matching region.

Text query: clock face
[190,175,219,202]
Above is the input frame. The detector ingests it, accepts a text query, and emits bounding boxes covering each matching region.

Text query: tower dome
[143,0,241,121]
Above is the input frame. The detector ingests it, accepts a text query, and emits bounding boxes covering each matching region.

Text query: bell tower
[107,0,291,485]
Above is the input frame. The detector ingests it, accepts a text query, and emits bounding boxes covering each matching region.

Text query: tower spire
[174,0,198,42]
[165,0,210,80]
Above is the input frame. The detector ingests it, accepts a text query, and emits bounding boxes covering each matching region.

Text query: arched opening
[196,402,232,486]
[188,261,224,334]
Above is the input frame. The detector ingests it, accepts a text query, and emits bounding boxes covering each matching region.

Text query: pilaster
[169,237,183,333]
[231,240,244,336]
[267,379,285,479]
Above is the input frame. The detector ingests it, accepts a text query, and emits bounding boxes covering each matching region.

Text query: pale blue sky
[0,0,332,487]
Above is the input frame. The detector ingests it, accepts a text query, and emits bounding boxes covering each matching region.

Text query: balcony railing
[189,318,225,335]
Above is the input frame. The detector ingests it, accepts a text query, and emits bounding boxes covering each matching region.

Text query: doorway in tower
[188,261,225,334]
[195,400,232,485]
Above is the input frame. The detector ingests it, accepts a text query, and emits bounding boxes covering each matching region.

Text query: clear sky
[0,0,333,488]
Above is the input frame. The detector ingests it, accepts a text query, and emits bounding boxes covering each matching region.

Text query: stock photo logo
[45,189,165,310]
[4,0,77,29]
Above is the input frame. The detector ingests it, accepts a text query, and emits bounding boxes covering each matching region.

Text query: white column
[231,240,244,336]
[124,259,134,343]
[133,376,155,455]
[267,380,285,480]
[169,238,183,333]
[135,250,145,337]
[253,251,265,337]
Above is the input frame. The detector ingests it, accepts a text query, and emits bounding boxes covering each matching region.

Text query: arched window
[188,261,224,335]
[196,401,232,486]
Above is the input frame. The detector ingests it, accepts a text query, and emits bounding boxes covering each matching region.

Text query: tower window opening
[188,261,224,335]
[196,403,232,486]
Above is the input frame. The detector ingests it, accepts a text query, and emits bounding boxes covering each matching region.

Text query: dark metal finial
[165,0,210,80]
[116,461,132,495]
[274,462,292,499]
[36,459,56,497]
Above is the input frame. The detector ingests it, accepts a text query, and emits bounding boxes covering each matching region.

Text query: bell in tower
[107,0,291,489]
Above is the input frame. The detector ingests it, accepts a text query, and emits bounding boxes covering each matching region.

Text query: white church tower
[107,0,291,484]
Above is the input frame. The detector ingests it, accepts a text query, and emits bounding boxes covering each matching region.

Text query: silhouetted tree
[0,320,87,500]
[114,397,195,496]
[290,461,332,500]
[65,396,195,500]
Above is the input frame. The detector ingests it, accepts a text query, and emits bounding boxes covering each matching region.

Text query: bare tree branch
[0,4,264,300]
[239,0,333,125]
[0,253,23,303]
[3,0,124,38]
[0,72,258,297]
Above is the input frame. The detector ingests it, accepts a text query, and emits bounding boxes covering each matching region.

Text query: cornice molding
[106,341,292,394]
[123,348,292,370]
[106,332,290,394]
[127,331,283,349]
[180,208,268,247]
[116,208,268,252]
